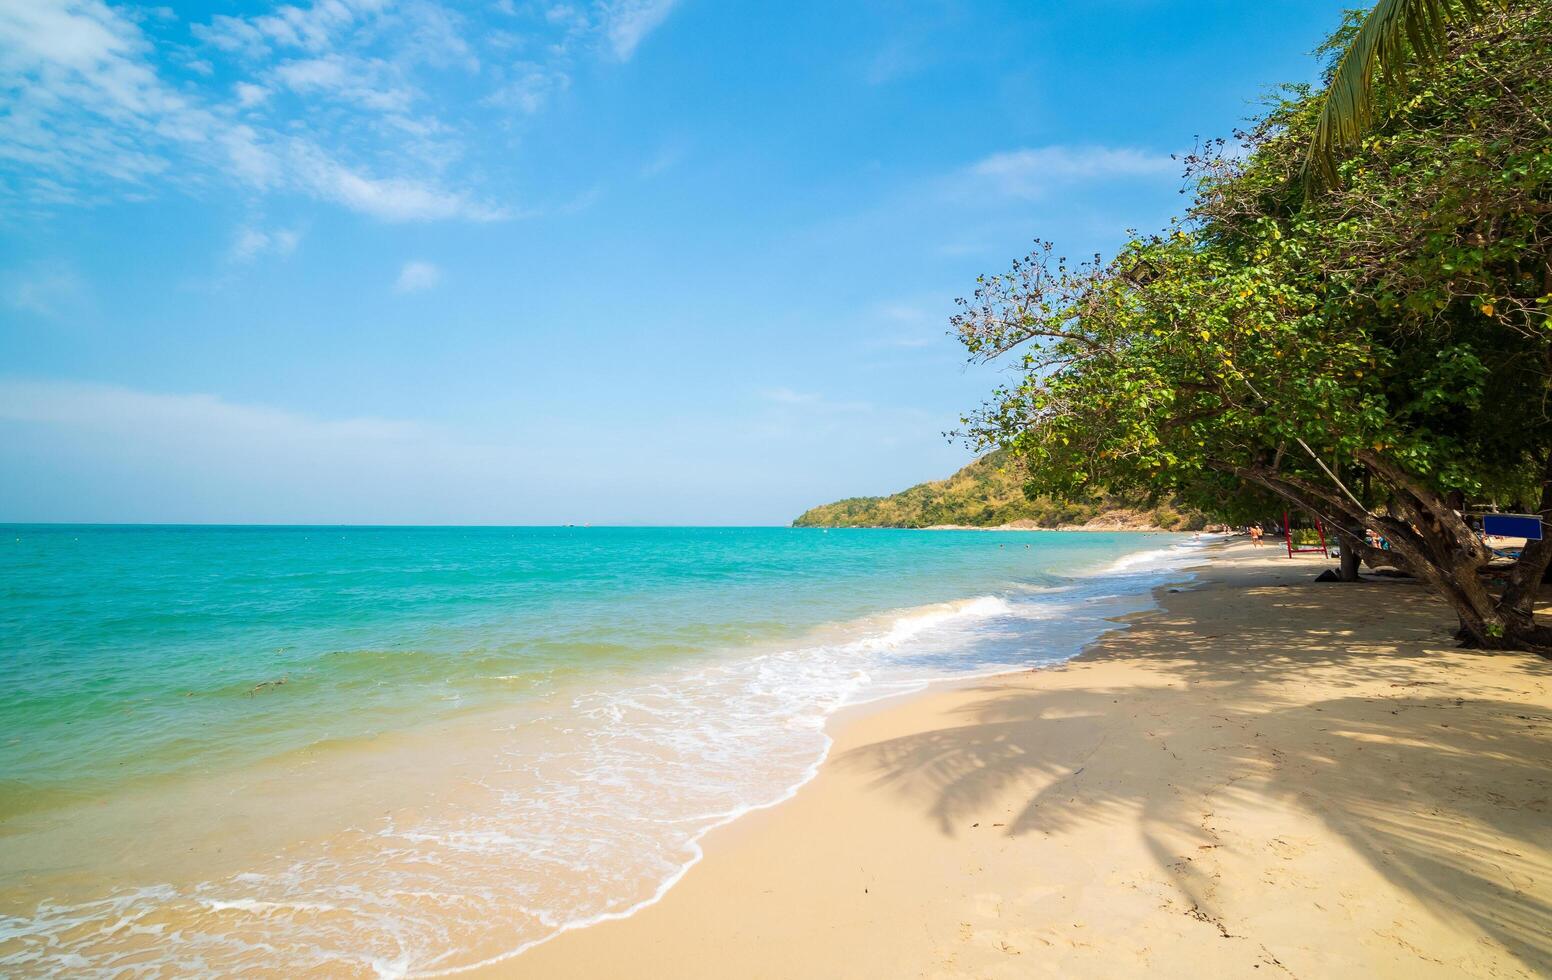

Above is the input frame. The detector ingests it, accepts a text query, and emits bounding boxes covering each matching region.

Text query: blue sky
[1,0,1350,524]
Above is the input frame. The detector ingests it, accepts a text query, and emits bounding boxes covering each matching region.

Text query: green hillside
[792,451,1202,530]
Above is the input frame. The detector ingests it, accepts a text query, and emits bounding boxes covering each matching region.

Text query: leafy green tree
[957,3,1552,654]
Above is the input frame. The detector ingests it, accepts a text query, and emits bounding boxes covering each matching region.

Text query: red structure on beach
[1283,511,1329,558]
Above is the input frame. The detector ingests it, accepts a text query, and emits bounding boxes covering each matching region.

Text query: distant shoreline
[795,520,1187,533]
[920,521,1173,532]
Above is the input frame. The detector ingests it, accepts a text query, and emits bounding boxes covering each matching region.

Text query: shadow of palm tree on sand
[838,574,1552,973]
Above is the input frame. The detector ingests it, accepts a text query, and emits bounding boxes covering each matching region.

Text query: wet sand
[496,542,1552,978]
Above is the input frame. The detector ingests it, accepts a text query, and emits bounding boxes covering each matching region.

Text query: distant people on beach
[1249,525,1264,546]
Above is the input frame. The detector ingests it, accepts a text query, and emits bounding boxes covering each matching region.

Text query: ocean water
[0,525,1203,976]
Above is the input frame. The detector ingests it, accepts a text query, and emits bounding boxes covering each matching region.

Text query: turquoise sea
[0,525,1201,976]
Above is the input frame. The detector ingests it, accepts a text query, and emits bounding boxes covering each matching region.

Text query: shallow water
[0,525,1202,976]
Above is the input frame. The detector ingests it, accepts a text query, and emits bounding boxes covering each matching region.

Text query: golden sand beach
[496,542,1551,978]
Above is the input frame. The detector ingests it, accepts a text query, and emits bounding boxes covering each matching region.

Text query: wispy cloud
[0,378,430,444]
[751,385,938,450]
[0,0,657,222]
[291,144,505,222]
[875,302,932,324]
[960,145,1179,199]
[877,334,935,349]
[0,378,460,521]
[934,240,987,257]
[234,81,271,107]
[1,262,87,318]
[862,300,947,350]
[0,378,870,524]
[271,53,416,113]
[229,225,302,263]
[863,38,924,86]
[0,0,491,220]
[639,142,687,178]
[394,259,442,293]
[194,0,389,59]
[759,386,874,414]
[483,62,570,115]
[601,0,680,60]
[760,386,822,407]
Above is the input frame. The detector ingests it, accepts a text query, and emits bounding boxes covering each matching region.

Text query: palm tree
[1303,0,1486,190]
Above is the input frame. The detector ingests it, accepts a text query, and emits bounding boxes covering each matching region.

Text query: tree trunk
[1226,453,1552,659]
[1335,528,1363,581]
[1426,552,1552,659]
[1499,451,1552,618]
[1452,608,1552,656]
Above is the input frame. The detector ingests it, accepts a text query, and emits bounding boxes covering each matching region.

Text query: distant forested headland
[792,451,1204,530]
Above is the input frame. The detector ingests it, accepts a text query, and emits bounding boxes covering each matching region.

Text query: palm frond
[1302,0,1483,193]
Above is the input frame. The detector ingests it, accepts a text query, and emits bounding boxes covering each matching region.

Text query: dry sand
[492,542,1551,979]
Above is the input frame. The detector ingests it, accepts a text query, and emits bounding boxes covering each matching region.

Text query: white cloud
[639,142,685,178]
[761,386,821,406]
[288,142,505,221]
[0,380,741,524]
[394,2,478,71]
[749,385,938,451]
[195,0,389,59]
[2,262,86,318]
[229,225,303,263]
[0,379,960,524]
[0,379,428,444]
[759,386,874,414]
[484,63,569,115]
[0,0,193,198]
[0,0,149,92]
[272,53,416,112]
[963,145,1178,199]
[863,38,921,86]
[0,0,498,222]
[1,0,673,221]
[394,259,441,293]
[217,124,280,187]
[0,378,468,522]
[861,301,945,350]
[875,302,931,323]
[601,0,680,60]
[934,241,986,257]
[233,81,270,107]
[544,5,581,26]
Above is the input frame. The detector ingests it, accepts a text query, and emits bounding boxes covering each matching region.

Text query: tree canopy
[956,3,1552,653]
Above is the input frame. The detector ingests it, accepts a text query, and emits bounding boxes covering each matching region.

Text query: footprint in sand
[971,892,1005,919]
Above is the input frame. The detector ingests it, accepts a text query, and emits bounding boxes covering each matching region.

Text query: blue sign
[1483,513,1544,540]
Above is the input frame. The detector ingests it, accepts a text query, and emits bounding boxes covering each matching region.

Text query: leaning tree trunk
[1231,451,1552,659]
[1334,528,1363,581]
[1466,485,1552,655]
[1395,523,1552,657]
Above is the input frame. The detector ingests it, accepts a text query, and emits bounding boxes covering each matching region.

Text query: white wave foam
[1088,536,1212,576]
